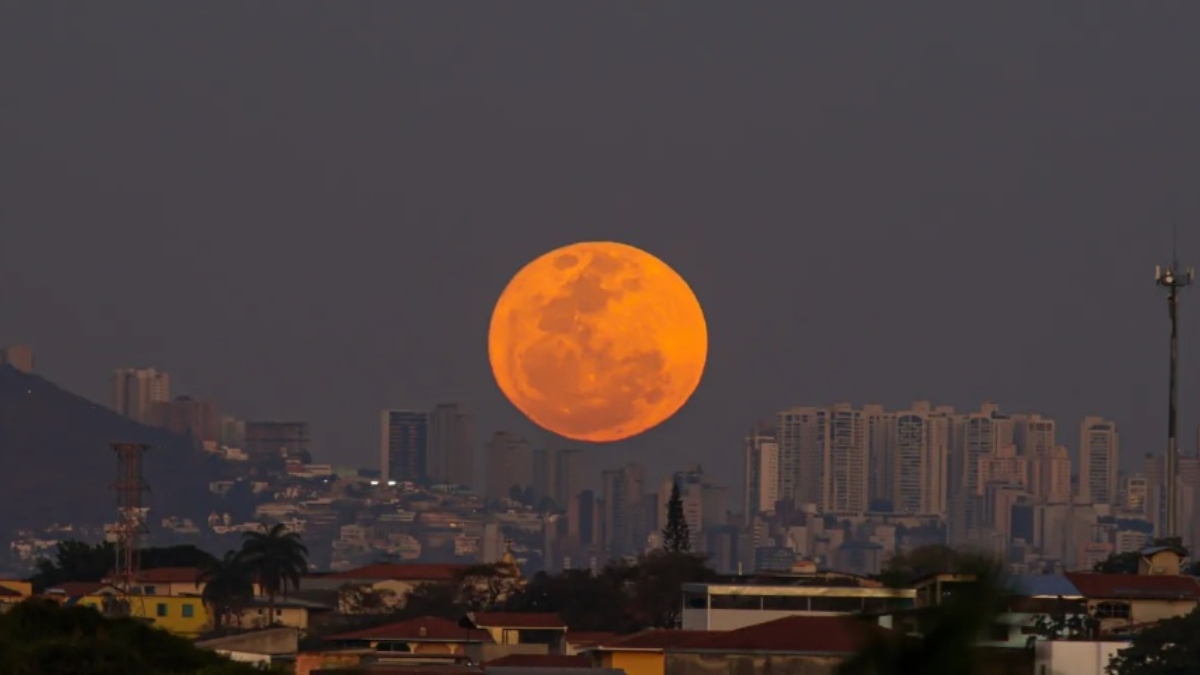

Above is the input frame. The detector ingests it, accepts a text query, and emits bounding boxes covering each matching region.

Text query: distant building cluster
[5,361,1194,586]
[742,401,1168,575]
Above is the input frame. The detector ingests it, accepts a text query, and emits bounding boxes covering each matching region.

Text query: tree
[457,563,519,611]
[0,597,279,675]
[200,550,255,633]
[662,481,690,553]
[30,540,113,590]
[1094,537,1187,575]
[876,544,966,588]
[238,523,309,623]
[840,553,1012,675]
[142,544,218,570]
[629,550,717,628]
[1108,605,1200,675]
[503,566,640,633]
[31,540,221,592]
[339,583,393,615]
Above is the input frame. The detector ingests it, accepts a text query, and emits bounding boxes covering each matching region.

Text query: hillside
[0,365,219,534]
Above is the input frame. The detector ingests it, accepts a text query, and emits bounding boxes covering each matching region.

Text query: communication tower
[110,442,150,616]
[1155,253,1193,540]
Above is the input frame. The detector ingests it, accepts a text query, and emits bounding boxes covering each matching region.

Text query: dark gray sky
[3,3,1199,489]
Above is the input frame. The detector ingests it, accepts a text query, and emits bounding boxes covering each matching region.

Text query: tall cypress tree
[663,481,691,553]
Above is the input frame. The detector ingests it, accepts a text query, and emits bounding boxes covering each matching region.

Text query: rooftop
[325,616,494,643]
[591,629,714,651]
[1064,572,1200,601]
[1010,574,1083,598]
[483,655,590,669]
[670,615,898,655]
[467,612,566,629]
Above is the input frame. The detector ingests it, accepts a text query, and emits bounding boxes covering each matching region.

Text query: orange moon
[488,241,708,443]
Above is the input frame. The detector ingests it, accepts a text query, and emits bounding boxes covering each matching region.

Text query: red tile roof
[324,616,495,643]
[594,629,714,650]
[670,615,890,655]
[468,612,566,629]
[322,563,473,582]
[1064,573,1200,601]
[133,567,202,584]
[565,632,621,646]
[484,654,590,668]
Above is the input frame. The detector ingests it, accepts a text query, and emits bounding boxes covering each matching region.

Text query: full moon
[488,241,708,443]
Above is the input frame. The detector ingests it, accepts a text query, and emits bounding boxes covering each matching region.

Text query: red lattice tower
[110,443,150,599]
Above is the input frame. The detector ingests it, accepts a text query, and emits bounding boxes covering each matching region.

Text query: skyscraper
[427,403,475,489]
[244,421,310,460]
[601,462,644,555]
[111,368,170,424]
[949,402,1011,542]
[1079,417,1119,505]
[485,431,533,502]
[743,426,779,520]
[380,410,428,482]
[824,403,868,512]
[554,449,585,508]
[890,402,950,515]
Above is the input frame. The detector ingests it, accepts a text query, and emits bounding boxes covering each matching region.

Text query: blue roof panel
[1010,574,1081,597]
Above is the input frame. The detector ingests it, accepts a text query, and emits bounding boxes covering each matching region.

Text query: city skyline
[4,3,1200,491]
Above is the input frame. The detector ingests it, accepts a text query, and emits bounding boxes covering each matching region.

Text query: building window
[182,604,194,618]
[143,586,157,595]
[156,603,167,617]
[1095,602,1131,619]
[682,592,708,610]
[762,596,808,611]
[711,594,761,610]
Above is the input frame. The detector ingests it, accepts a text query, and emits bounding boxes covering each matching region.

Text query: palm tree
[200,550,255,632]
[238,523,309,625]
[840,554,1012,675]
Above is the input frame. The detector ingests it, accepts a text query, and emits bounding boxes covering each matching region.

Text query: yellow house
[0,579,32,598]
[0,578,32,611]
[127,567,207,597]
[585,630,712,675]
[73,591,210,638]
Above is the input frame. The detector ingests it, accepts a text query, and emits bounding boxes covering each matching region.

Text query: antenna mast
[110,442,150,616]
[1155,240,1193,540]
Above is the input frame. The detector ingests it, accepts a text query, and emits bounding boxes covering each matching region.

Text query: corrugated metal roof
[1010,574,1082,598]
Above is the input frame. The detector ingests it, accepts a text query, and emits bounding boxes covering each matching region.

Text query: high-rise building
[427,403,475,488]
[949,402,1012,542]
[533,448,557,504]
[485,431,533,502]
[824,404,868,512]
[554,449,585,508]
[155,396,220,443]
[0,345,34,373]
[776,406,825,506]
[743,426,779,520]
[601,462,644,555]
[111,368,170,424]
[220,416,246,447]
[890,402,950,516]
[245,421,310,460]
[380,411,428,482]
[1014,414,1070,504]
[1079,417,1119,506]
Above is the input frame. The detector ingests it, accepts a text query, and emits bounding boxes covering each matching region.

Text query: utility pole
[1156,252,1193,540]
